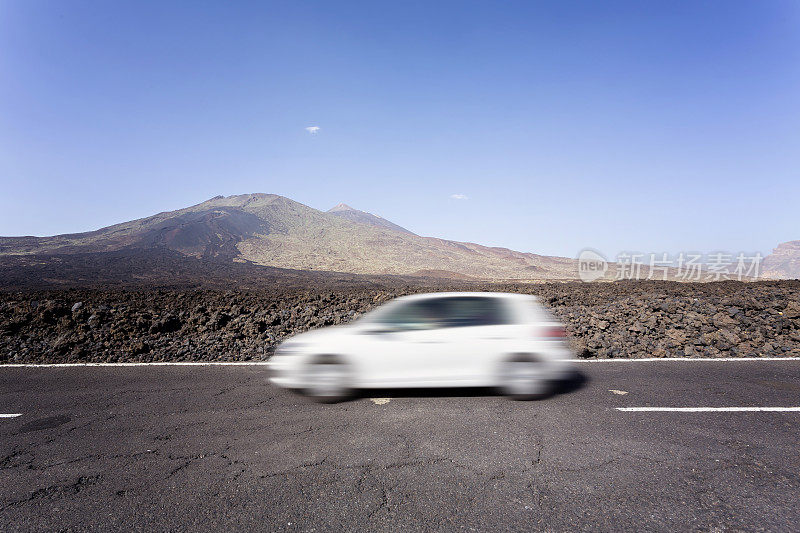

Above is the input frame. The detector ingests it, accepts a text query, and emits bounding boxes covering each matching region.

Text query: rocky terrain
[0,249,440,291]
[1,281,798,364]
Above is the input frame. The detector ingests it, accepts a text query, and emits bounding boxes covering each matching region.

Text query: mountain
[762,241,800,279]
[0,193,577,280]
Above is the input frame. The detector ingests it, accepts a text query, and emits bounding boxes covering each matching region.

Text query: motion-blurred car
[268,292,575,402]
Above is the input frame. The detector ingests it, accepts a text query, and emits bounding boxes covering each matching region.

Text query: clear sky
[1,1,798,259]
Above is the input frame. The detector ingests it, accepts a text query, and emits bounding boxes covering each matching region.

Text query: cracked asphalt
[1,360,799,532]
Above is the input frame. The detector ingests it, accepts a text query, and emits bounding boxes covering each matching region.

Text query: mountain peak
[328,203,357,213]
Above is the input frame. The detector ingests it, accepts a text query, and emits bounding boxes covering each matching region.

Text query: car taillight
[538,326,566,339]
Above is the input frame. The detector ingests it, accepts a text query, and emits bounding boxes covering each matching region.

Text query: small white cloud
[450,194,468,200]
[305,126,320,134]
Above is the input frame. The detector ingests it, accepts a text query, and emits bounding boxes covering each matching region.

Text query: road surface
[2,359,799,531]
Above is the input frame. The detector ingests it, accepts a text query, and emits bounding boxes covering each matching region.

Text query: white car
[268,292,576,402]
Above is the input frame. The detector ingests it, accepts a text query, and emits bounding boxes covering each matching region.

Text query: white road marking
[370,398,391,405]
[617,407,800,412]
[0,413,22,418]
[609,389,628,395]
[0,362,271,368]
[576,357,799,363]
[0,357,797,368]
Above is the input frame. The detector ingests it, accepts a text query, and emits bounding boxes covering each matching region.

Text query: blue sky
[1,1,798,259]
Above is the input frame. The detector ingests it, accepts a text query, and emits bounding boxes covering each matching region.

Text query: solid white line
[0,413,22,418]
[617,407,800,412]
[0,357,797,369]
[0,362,271,368]
[576,357,799,363]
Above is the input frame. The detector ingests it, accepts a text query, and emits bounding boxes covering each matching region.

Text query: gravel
[1,280,798,364]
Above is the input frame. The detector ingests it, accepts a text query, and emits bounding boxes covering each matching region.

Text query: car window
[373,299,445,330]
[440,297,512,328]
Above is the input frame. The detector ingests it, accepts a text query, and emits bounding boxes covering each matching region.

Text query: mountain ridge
[0,193,578,280]
[762,240,800,279]
[1,193,794,281]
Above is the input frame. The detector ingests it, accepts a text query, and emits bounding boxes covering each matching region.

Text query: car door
[433,296,521,385]
[352,298,452,387]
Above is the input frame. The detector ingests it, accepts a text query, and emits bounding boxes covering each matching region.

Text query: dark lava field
[1,280,799,364]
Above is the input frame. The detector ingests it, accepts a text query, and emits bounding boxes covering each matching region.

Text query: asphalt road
[1,360,799,532]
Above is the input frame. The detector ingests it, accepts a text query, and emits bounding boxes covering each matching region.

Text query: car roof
[393,291,537,303]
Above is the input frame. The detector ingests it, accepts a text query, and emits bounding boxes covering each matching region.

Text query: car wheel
[304,357,352,403]
[500,356,551,401]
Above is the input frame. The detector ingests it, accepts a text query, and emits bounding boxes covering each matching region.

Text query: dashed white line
[0,413,22,418]
[370,398,391,405]
[617,407,800,412]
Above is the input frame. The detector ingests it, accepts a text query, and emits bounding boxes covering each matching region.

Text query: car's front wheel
[304,356,352,403]
[500,356,551,401]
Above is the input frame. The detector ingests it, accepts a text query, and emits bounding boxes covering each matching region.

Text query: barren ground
[2,280,798,364]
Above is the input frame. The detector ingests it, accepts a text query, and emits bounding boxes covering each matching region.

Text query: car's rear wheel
[304,357,352,403]
[500,356,551,401]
